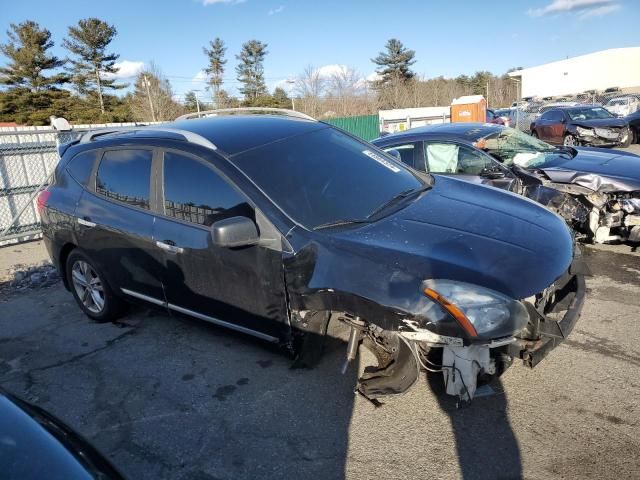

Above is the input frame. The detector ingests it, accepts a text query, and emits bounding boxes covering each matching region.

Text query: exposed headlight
[423,279,529,338]
[576,126,595,136]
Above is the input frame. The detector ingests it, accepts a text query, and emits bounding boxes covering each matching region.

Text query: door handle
[156,240,184,254]
[78,217,96,228]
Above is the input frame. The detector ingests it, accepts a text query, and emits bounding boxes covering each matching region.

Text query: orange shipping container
[450,95,487,123]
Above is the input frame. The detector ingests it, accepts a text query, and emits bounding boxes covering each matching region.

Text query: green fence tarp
[323,114,380,141]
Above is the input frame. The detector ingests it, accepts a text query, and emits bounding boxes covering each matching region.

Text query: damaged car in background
[40,109,585,403]
[373,123,640,244]
[530,105,632,148]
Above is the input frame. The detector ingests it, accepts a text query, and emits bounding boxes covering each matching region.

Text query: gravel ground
[0,241,639,479]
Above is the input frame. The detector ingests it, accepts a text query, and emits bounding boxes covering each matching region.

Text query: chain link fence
[506,89,640,133]
[0,123,159,246]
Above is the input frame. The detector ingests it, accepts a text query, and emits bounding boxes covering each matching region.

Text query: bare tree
[130,62,185,122]
[327,66,362,116]
[295,65,325,118]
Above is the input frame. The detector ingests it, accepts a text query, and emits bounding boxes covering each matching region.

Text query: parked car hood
[308,175,573,302]
[571,118,628,129]
[0,389,124,479]
[537,148,640,191]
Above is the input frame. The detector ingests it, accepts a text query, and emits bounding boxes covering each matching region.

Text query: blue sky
[1,0,638,100]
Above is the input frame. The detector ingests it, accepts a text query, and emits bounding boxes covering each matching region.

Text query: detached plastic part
[357,334,418,398]
[442,345,495,401]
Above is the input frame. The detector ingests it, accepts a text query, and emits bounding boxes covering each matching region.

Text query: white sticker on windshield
[362,150,401,173]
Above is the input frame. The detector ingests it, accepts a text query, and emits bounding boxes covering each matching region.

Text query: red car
[486,109,506,125]
[530,106,632,147]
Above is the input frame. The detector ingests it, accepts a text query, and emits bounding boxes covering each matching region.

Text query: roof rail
[80,126,218,151]
[175,107,316,122]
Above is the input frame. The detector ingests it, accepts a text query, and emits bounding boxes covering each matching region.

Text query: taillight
[36,189,51,215]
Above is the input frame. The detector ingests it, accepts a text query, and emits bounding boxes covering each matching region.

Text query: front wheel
[563,134,578,147]
[531,130,538,139]
[620,130,632,148]
[66,250,125,322]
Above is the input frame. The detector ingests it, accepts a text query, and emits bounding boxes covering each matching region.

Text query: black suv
[40,109,585,401]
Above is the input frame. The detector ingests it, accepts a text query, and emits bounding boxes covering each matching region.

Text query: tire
[563,134,578,147]
[620,130,632,148]
[66,250,125,322]
[531,130,538,139]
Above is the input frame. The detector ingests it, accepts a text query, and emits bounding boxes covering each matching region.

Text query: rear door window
[424,142,497,175]
[95,149,152,209]
[162,151,252,227]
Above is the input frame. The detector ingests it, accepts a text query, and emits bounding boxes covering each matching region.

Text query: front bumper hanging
[509,269,586,368]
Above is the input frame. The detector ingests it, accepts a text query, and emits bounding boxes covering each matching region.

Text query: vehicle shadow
[107,251,359,479]
[426,371,522,480]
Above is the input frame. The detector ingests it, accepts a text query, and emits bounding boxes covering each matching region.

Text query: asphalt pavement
[0,241,639,480]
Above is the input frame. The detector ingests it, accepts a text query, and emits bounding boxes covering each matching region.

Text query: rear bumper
[508,272,586,368]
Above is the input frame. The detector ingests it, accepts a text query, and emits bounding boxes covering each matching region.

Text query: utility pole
[486,80,489,108]
[286,79,296,111]
[142,75,156,122]
[192,89,202,113]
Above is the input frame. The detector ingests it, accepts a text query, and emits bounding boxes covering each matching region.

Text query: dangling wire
[397,334,472,403]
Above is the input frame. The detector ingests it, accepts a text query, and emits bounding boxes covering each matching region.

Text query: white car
[606,96,640,117]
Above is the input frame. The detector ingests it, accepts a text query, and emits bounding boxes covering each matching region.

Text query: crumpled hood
[313,175,574,301]
[540,148,640,192]
[572,118,628,129]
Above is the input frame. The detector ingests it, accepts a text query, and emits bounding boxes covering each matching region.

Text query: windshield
[607,98,627,106]
[567,107,614,121]
[230,127,426,229]
[476,126,570,168]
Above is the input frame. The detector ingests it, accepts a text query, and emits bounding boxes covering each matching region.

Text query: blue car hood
[315,175,574,301]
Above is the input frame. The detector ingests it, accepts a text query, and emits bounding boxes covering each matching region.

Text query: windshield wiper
[313,218,371,230]
[365,185,431,220]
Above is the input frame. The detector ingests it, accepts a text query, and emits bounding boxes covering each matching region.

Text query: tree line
[0,19,518,126]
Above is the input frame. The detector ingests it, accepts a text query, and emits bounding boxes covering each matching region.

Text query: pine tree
[235,40,268,101]
[203,37,226,107]
[63,18,125,114]
[0,21,67,91]
[371,39,416,84]
[184,91,200,112]
[272,87,292,109]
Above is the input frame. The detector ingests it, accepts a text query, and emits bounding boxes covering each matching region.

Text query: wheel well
[58,242,77,289]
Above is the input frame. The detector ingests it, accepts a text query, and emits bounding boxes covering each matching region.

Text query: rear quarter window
[65,150,98,186]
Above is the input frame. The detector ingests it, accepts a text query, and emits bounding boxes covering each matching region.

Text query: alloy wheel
[563,135,577,146]
[71,260,105,314]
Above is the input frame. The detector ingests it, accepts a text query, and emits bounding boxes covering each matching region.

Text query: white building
[508,47,640,98]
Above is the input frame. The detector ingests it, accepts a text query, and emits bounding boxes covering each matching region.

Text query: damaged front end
[285,250,587,405]
[358,253,586,403]
[513,165,640,244]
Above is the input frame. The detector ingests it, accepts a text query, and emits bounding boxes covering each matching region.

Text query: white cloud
[578,3,620,18]
[268,5,284,15]
[316,64,347,78]
[366,72,382,83]
[103,60,144,79]
[192,70,207,83]
[528,0,619,17]
[272,78,296,92]
[202,0,246,5]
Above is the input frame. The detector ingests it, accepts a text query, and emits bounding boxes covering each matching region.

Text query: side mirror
[386,149,402,161]
[211,216,259,248]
